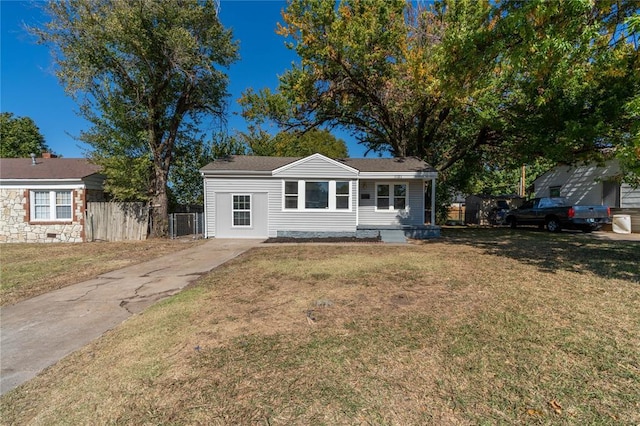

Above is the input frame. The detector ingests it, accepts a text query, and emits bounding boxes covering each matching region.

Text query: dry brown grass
[0,238,203,306]
[1,229,639,424]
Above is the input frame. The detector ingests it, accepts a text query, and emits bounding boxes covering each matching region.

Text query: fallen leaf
[526,408,543,417]
[549,399,562,414]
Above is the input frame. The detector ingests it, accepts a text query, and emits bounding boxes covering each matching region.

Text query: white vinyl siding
[533,160,640,208]
[358,180,425,226]
[376,183,407,211]
[204,178,277,238]
[204,177,358,238]
[621,183,640,208]
[274,155,358,179]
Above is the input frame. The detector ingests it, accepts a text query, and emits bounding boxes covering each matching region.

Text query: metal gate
[169,212,203,239]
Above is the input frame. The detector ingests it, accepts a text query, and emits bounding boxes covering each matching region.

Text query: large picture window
[282,180,352,211]
[232,194,251,227]
[31,190,73,221]
[305,181,329,209]
[376,183,407,211]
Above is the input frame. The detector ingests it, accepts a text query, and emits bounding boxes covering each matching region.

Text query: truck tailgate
[571,206,609,219]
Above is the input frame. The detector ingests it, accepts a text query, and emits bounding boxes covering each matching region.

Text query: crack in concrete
[64,279,122,302]
[140,267,171,277]
[119,288,179,315]
[180,272,206,277]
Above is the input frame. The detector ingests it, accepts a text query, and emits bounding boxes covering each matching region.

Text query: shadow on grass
[439,227,640,283]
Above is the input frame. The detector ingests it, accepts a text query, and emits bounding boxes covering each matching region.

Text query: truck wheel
[546,217,561,233]
[582,228,593,233]
[507,217,517,229]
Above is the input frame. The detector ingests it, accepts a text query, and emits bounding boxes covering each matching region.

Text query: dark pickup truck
[505,197,611,233]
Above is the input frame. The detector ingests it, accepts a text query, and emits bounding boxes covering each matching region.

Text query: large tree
[33,0,238,237]
[0,112,50,158]
[169,132,247,208]
[241,0,639,193]
[236,127,348,157]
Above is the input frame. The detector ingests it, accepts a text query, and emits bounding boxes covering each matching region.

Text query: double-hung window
[31,190,73,221]
[376,183,407,211]
[284,181,299,209]
[335,181,350,209]
[232,194,251,227]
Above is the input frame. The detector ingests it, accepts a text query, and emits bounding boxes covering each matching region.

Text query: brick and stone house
[0,155,106,243]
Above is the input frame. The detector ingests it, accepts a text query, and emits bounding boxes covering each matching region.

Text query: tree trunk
[149,164,169,238]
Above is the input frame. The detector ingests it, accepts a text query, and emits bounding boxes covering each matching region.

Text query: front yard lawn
[1,229,639,424]
[0,239,203,306]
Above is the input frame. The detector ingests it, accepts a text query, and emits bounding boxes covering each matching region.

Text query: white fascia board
[0,179,86,189]
[200,170,273,177]
[272,153,359,175]
[358,171,437,180]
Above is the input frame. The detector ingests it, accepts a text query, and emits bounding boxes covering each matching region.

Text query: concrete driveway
[0,238,263,395]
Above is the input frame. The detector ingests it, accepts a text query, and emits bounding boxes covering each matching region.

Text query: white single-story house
[200,153,439,240]
[0,155,106,243]
[533,160,640,233]
[532,159,640,208]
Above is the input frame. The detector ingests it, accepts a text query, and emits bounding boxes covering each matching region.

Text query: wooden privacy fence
[86,202,149,241]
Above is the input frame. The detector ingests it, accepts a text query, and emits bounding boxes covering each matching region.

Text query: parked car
[505,197,611,233]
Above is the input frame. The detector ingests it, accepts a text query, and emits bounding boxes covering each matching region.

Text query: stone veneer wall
[0,188,87,243]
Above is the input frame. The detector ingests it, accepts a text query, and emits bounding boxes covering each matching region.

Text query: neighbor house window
[232,194,251,227]
[376,183,407,210]
[335,181,350,209]
[284,181,298,209]
[31,190,73,221]
[549,186,561,197]
[305,181,329,209]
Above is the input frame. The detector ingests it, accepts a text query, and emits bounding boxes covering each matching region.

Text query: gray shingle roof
[339,157,435,173]
[0,158,102,180]
[201,155,435,173]
[200,156,300,172]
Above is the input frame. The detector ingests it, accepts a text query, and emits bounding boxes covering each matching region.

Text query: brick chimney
[41,152,58,159]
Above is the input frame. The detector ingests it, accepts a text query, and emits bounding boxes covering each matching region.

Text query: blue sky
[1,0,368,158]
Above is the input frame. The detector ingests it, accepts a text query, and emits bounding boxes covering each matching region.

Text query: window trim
[282,180,352,212]
[30,189,74,222]
[283,180,299,210]
[375,182,408,212]
[231,194,252,228]
[335,181,350,210]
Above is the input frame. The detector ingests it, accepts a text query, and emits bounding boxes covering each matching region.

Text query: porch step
[379,229,407,244]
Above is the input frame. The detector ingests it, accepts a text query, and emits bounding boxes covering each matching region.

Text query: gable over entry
[200,153,439,240]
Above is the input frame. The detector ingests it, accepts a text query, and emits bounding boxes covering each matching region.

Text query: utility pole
[519,165,526,196]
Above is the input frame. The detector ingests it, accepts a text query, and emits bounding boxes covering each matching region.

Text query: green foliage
[616,15,640,188]
[169,132,246,208]
[237,127,348,158]
[0,113,50,158]
[241,0,639,207]
[32,0,238,236]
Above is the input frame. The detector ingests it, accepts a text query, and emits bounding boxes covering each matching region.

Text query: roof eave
[200,170,274,176]
[358,171,438,179]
